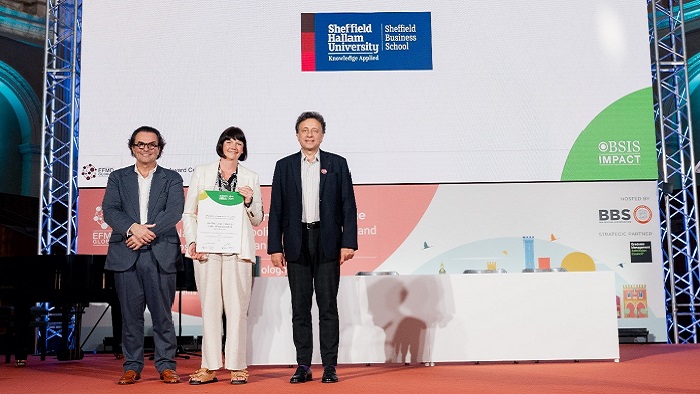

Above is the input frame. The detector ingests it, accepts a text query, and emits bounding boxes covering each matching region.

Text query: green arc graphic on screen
[561,87,657,181]
[199,190,244,205]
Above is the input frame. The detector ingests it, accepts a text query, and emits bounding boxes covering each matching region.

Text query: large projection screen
[78,1,656,187]
[76,1,667,343]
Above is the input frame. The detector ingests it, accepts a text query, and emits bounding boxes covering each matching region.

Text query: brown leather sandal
[230,369,248,385]
[189,368,218,385]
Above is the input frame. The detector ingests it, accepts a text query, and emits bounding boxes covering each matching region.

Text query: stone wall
[0,1,44,18]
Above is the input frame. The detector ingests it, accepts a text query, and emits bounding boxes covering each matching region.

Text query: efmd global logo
[81,164,97,180]
[81,164,114,181]
[598,140,641,165]
[599,205,652,224]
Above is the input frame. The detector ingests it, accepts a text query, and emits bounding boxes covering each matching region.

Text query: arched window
[0,61,41,196]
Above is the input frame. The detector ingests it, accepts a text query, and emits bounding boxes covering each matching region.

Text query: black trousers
[12,298,32,361]
[286,227,340,367]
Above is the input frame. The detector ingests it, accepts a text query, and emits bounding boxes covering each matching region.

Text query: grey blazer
[102,165,184,274]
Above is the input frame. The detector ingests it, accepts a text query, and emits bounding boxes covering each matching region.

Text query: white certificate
[195,190,244,254]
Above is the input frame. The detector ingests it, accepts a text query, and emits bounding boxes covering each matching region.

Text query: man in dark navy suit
[102,126,184,385]
[268,111,358,384]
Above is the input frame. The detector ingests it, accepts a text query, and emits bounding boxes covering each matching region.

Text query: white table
[246,272,620,365]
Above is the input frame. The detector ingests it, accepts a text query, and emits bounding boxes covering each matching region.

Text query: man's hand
[271,252,286,268]
[125,235,145,250]
[339,248,355,265]
[129,223,156,244]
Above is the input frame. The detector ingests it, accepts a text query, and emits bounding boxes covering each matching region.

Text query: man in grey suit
[102,126,184,385]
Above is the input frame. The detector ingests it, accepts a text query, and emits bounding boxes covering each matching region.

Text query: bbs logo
[599,205,652,224]
[599,209,631,222]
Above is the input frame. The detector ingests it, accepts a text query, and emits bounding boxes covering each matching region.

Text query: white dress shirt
[301,151,320,223]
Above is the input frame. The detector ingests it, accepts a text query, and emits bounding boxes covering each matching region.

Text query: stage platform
[1,344,698,393]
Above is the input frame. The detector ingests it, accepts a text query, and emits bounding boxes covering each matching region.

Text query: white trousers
[193,253,252,371]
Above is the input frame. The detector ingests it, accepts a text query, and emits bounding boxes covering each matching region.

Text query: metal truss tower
[37,0,81,357]
[650,0,700,343]
[39,0,81,256]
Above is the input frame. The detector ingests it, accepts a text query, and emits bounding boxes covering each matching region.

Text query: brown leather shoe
[118,370,141,385]
[160,369,181,384]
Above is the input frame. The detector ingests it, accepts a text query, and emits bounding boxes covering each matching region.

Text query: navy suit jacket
[268,150,358,262]
[102,165,184,273]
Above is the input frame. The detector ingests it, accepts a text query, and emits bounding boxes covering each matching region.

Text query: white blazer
[182,160,264,262]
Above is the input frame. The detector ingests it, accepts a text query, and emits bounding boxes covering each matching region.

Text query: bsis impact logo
[599,205,652,224]
[598,140,641,165]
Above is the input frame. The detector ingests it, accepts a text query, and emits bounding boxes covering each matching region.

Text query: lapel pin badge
[321,169,327,174]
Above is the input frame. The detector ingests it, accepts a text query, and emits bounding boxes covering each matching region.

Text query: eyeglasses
[299,128,321,135]
[132,142,160,150]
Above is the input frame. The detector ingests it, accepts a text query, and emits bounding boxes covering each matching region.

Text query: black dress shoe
[290,366,312,383]
[322,365,338,383]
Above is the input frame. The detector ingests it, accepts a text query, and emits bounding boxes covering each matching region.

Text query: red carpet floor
[1,344,699,393]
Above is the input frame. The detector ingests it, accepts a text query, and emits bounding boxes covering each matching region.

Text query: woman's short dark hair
[128,125,166,159]
[216,126,248,161]
[295,111,326,134]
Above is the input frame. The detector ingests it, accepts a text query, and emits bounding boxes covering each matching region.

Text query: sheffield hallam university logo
[301,12,433,72]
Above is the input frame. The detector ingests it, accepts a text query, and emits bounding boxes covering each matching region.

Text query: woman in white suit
[182,127,263,385]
